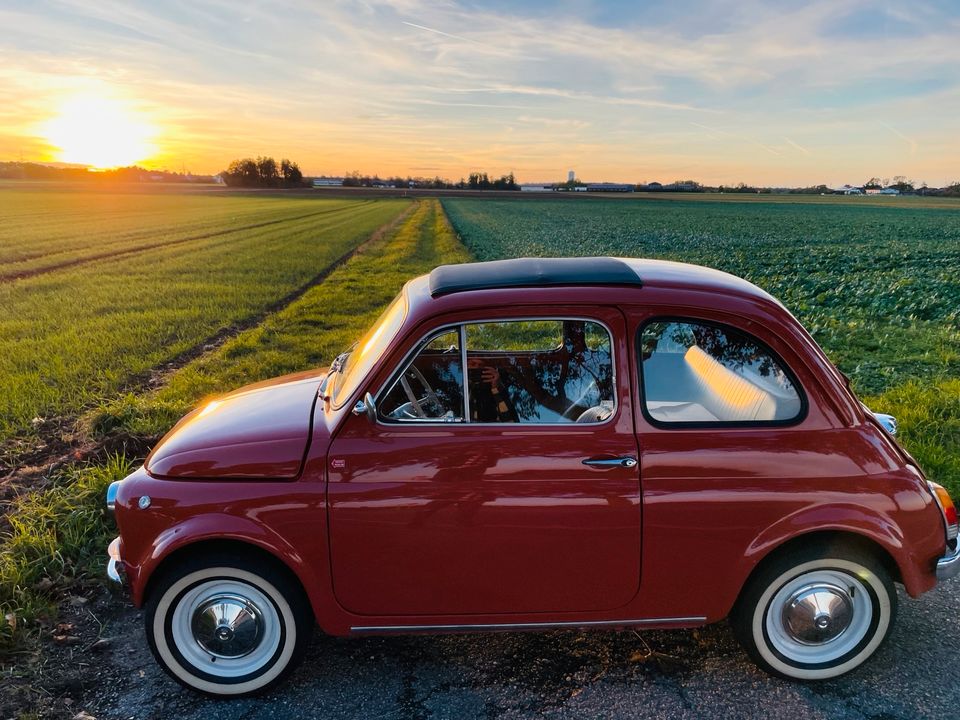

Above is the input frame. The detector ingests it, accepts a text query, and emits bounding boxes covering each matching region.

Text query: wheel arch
[142,538,314,622]
[129,514,326,626]
[736,529,902,611]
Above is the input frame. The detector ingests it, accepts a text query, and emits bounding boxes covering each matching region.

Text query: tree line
[220,156,303,187]
[339,170,519,190]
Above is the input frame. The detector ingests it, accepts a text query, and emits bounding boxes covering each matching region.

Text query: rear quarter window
[639,319,805,426]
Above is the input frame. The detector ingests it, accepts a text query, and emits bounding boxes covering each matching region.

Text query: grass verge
[0,455,133,653]
[865,378,960,496]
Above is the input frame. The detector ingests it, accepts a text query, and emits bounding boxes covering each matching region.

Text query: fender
[126,512,328,622]
[739,500,939,600]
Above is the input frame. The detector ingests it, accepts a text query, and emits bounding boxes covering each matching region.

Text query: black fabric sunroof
[428,257,642,297]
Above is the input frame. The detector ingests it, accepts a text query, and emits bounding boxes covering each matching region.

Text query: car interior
[380,320,615,423]
[641,321,802,423]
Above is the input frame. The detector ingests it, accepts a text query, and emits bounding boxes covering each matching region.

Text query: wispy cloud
[785,138,811,156]
[401,20,491,47]
[690,122,783,156]
[879,122,919,157]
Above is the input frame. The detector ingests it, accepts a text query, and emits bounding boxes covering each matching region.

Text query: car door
[629,309,857,620]
[326,306,641,617]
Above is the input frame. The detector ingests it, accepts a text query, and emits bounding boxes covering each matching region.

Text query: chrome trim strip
[350,616,707,633]
[460,324,469,422]
[937,541,960,581]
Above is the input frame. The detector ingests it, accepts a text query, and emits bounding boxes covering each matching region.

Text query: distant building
[520,183,555,192]
[830,184,863,195]
[313,177,344,187]
[879,187,900,195]
[585,182,634,192]
[568,170,575,182]
[643,182,663,191]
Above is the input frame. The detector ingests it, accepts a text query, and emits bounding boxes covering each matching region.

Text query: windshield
[331,293,407,408]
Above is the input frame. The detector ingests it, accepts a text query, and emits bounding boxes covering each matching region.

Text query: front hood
[146,369,327,479]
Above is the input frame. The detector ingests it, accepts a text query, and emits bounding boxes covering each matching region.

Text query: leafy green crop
[443,196,960,489]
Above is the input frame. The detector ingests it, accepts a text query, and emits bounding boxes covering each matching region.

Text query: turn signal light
[929,482,959,540]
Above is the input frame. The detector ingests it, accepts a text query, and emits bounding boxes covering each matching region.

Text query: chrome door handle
[582,456,637,468]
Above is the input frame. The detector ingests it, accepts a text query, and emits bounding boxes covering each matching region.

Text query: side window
[380,330,464,421]
[466,320,615,423]
[640,320,802,424]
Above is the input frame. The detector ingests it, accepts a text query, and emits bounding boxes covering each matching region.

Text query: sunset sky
[1,0,958,186]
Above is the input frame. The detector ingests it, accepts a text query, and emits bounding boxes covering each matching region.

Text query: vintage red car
[106,257,959,696]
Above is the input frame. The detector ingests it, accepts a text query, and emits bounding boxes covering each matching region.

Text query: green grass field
[0,187,409,445]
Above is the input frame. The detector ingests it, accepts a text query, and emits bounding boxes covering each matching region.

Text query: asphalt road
[80,580,960,720]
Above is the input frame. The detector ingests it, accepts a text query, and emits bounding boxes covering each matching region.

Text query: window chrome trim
[460,324,470,422]
[374,316,618,428]
[350,616,707,633]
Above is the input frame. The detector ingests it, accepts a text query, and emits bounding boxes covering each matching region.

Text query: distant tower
[568,170,575,182]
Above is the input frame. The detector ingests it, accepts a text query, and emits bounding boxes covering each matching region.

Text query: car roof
[428,257,643,297]
[422,256,779,306]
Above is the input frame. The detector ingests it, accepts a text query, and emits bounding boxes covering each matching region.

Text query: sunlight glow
[42,95,158,168]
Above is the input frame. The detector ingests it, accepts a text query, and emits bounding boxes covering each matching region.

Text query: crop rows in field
[93,198,471,439]
[0,191,409,443]
[0,191,376,279]
[441,197,960,395]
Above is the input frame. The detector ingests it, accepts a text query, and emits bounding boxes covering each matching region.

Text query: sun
[42,95,158,168]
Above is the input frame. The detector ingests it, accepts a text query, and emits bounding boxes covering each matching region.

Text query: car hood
[145,369,327,479]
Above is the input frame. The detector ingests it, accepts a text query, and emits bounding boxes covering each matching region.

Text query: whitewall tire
[732,544,897,680]
[145,552,312,696]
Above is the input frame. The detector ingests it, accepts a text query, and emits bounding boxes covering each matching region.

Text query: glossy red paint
[111,258,949,638]
[146,369,326,479]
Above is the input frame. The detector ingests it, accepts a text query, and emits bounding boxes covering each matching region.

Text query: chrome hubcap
[764,568,874,666]
[191,594,264,658]
[781,583,854,645]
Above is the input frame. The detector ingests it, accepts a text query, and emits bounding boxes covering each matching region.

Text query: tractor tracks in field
[0,200,421,493]
[0,200,378,283]
[130,199,420,392]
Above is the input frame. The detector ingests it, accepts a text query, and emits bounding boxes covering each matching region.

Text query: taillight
[929,482,959,541]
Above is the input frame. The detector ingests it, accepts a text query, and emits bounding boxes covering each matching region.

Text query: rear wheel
[145,552,312,696]
[731,544,897,680]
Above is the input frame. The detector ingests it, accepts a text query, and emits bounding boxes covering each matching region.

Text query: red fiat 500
[106,257,959,696]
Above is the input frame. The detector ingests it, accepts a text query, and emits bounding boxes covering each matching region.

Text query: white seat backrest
[683,346,777,421]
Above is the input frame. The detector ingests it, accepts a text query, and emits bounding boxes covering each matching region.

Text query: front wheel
[731,544,897,680]
[144,552,313,696]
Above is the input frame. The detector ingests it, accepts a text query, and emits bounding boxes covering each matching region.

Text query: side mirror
[352,392,377,422]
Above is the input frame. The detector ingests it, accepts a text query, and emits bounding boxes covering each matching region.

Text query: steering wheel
[399,365,444,418]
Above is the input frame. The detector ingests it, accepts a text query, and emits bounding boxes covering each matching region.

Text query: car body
[106,257,959,696]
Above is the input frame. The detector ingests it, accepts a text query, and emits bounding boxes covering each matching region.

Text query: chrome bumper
[106,536,125,585]
[937,541,960,581]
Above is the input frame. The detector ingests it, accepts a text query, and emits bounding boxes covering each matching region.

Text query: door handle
[582,456,637,468]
